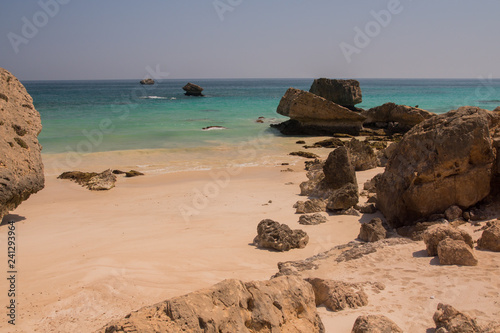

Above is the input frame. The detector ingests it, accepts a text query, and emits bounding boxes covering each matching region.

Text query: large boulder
[273,88,366,135]
[352,315,403,333]
[376,107,499,227]
[306,278,368,312]
[422,224,473,256]
[253,219,309,251]
[345,138,378,171]
[477,221,500,252]
[362,102,435,133]
[0,68,44,221]
[309,78,362,110]
[100,275,325,333]
[359,218,387,242]
[433,303,482,333]
[437,238,478,266]
[182,82,204,96]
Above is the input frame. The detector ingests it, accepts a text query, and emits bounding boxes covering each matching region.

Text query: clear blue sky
[1,0,499,80]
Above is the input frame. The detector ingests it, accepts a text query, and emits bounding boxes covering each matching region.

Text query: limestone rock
[253,219,309,251]
[363,102,435,133]
[423,224,473,256]
[377,107,498,228]
[359,218,387,242]
[445,205,463,222]
[273,88,366,135]
[306,278,368,312]
[345,138,378,171]
[323,146,358,190]
[309,78,362,109]
[326,183,359,211]
[58,169,117,191]
[309,137,344,148]
[0,68,44,221]
[139,78,154,85]
[295,199,327,213]
[437,238,478,266]
[125,170,144,178]
[433,303,482,333]
[299,213,327,225]
[289,151,319,159]
[100,275,325,333]
[182,82,204,96]
[356,203,378,214]
[477,221,500,252]
[351,315,403,333]
[396,221,441,241]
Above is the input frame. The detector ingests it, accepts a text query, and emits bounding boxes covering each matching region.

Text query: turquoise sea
[24,78,500,155]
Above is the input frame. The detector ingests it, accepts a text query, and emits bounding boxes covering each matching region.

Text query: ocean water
[23,78,500,156]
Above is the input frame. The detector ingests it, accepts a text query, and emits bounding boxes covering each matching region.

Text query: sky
[1,0,499,81]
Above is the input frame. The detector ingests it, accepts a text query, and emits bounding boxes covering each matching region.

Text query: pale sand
[1,144,499,332]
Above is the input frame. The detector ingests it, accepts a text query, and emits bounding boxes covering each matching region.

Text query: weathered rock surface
[100,275,325,333]
[437,238,478,266]
[362,102,435,133]
[0,68,44,221]
[396,221,441,241]
[359,218,387,242]
[445,205,463,222]
[323,146,358,190]
[58,169,117,191]
[477,221,500,252]
[422,224,473,256]
[306,278,368,312]
[326,183,359,211]
[345,138,378,171]
[273,88,366,135]
[183,82,204,96]
[139,78,154,85]
[351,315,403,333]
[433,303,482,333]
[253,219,309,251]
[356,203,378,214]
[299,213,327,225]
[295,199,327,214]
[308,137,344,149]
[125,170,144,178]
[289,151,319,159]
[376,107,499,227]
[309,78,362,110]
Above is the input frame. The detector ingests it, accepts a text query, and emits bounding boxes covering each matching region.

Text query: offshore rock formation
[0,68,44,221]
[309,78,362,110]
[376,107,499,227]
[139,78,154,85]
[272,88,366,136]
[183,82,204,96]
[100,275,325,333]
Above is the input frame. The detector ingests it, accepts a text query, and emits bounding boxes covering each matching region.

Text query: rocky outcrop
[0,68,44,221]
[433,303,482,333]
[183,82,204,96]
[273,88,366,135]
[100,275,325,333]
[376,107,499,227]
[306,278,368,312]
[300,147,359,211]
[139,78,154,85]
[253,219,309,251]
[362,102,435,133]
[359,218,387,242]
[422,224,473,256]
[477,221,500,252]
[309,78,362,110]
[437,238,478,266]
[352,315,403,333]
[58,169,117,191]
[345,138,378,171]
[299,213,327,225]
[295,199,327,214]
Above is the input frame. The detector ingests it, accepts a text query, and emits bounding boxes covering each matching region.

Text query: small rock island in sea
[140,78,155,85]
[183,82,204,96]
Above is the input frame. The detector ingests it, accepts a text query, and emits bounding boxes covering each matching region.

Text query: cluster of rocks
[272,78,435,136]
[0,68,44,221]
[58,169,144,191]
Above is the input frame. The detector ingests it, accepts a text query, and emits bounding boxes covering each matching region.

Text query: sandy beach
[1,141,499,333]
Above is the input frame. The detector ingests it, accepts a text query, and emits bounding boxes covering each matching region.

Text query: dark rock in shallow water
[140,78,154,85]
[58,169,117,191]
[0,67,45,221]
[272,88,366,136]
[183,82,204,96]
[289,151,319,159]
[309,78,362,110]
[202,126,227,131]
